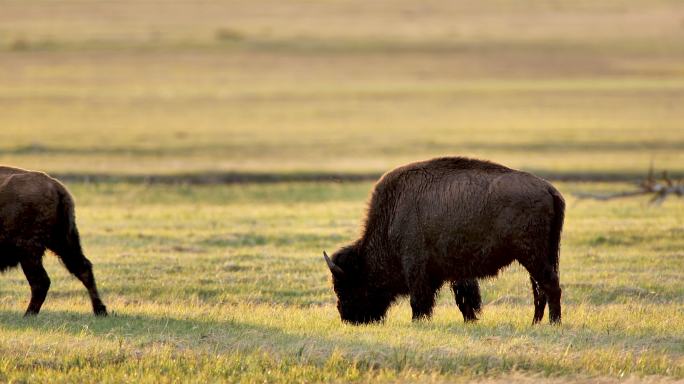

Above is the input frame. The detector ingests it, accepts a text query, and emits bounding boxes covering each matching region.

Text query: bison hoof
[24,310,39,317]
[94,305,108,317]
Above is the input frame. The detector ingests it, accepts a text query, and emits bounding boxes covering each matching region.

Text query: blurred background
[1,0,683,180]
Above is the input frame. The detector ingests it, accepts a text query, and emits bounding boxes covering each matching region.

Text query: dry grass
[1,1,683,382]
[0,182,682,382]
[1,0,683,177]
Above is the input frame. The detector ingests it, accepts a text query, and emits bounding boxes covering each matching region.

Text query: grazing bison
[0,166,107,316]
[324,157,564,325]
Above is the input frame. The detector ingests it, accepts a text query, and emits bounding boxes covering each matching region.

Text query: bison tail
[54,186,84,257]
[548,187,565,275]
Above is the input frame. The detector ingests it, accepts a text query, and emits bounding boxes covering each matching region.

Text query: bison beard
[324,157,564,325]
[0,166,107,316]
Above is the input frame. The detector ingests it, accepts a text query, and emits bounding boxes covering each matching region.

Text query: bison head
[324,247,391,325]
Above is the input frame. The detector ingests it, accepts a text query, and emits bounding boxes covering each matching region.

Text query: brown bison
[0,166,107,316]
[324,157,564,325]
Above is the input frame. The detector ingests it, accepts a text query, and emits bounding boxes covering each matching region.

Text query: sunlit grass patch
[1,0,684,381]
[0,182,682,382]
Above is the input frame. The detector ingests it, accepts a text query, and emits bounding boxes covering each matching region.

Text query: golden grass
[1,0,683,177]
[1,1,683,381]
[0,182,682,382]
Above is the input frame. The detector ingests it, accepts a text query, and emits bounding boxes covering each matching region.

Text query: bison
[0,166,107,316]
[324,157,564,325]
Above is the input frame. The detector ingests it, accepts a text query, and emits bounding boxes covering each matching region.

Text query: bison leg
[410,287,438,320]
[524,264,561,325]
[452,279,481,322]
[62,255,108,316]
[20,257,51,316]
[50,226,107,316]
[51,246,107,316]
[543,279,561,324]
[530,277,547,324]
[407,268,440,321]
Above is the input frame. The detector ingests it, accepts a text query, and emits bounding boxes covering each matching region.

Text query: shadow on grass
[0,307,681,377]
[406,315,684,358]
[0,308,557,376]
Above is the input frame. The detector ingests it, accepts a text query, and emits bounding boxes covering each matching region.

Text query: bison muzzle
[324,157,564,325]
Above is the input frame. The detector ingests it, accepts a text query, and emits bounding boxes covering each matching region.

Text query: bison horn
[323,251,345,277]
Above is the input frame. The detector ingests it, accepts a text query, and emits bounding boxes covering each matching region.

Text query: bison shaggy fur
[0,166,107,316]
[324,157,564,325]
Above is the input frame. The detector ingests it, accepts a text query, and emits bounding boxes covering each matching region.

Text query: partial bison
[0,166,107,316]
[324,157,564,325]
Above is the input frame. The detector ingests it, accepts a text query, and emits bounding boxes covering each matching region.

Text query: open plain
[1,1,683,382]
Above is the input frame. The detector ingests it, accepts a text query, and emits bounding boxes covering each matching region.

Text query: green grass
[1,0,684,381]
[1,182,682,382]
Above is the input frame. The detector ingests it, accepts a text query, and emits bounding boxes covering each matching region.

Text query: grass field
[0,182,682,382]
[1,0,684,382]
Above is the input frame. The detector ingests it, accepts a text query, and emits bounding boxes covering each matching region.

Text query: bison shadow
[0,307,680,375]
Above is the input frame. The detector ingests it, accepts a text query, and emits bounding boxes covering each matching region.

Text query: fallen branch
[573,168,683,205]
